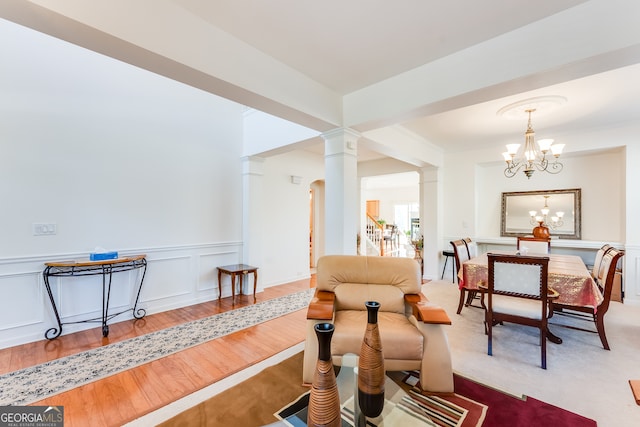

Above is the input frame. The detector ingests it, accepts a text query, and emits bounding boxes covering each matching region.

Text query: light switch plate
[33,223,57,236]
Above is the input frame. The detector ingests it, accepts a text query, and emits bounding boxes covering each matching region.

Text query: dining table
[458,250,603,343]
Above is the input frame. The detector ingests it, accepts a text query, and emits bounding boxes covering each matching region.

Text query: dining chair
[483,253,554,369]
[554,247,625,350]
[591,244,613,285]
[463,237,477,258]
[383,224,399,252]
[451,239,476,314]
[517,236,551,254]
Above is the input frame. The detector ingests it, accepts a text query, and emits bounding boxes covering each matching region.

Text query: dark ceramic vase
[357,301,385,418]
[307,323,341,427]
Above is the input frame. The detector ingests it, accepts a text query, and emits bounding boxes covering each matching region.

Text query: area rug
[157,351,597,427]
[0,288,315,406]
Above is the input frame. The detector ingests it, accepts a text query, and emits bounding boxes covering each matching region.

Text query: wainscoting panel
[0,271,43,331]
[55,275,116,319]
[0,242,243,349]
[47,267,143,322]
[197,251,241,297]
[141,255,192,303]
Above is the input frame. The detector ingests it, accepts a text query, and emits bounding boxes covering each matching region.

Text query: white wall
[440,144,638,302]
[442,148,624,245]
[260,150,325,285]
[243,109,320,156]
[0,20,246,348]
[472,149,625,242]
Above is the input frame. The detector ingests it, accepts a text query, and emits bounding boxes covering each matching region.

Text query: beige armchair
[302,255,454,393]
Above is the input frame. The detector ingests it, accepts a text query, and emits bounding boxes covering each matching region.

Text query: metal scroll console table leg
[42,255,147,339]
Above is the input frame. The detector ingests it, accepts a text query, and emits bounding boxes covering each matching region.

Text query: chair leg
[595,312,610,350]
[541,327,547,369]
[457,288,466,314]
[487,313,493,356]
[465,290,477,306]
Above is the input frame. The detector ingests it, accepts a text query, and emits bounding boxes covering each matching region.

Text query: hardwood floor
[0,277,315,427]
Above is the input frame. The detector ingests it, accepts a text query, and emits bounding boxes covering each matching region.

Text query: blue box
[90,251,118,261]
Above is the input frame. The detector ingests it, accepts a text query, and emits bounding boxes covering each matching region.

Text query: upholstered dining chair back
[485,253,551,369]
[450,239,470,283]
[452,239,479,314]
[592,244,613,285]
[517,236,551,254]
[596,248,625,313]
[463,237,477,258]
[492,261,543,298]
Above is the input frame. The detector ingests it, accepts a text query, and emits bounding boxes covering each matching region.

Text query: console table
[42,254,147,339]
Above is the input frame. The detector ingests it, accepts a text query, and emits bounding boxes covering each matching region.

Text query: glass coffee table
[271,354,438,426]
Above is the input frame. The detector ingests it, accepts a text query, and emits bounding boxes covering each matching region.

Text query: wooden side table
[217,264,258,301]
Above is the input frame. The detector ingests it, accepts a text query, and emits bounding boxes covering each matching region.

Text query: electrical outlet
[33,223,57,236]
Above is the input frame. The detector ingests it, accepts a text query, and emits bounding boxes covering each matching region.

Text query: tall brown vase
[308,323,341,427]
[358,301,385,418]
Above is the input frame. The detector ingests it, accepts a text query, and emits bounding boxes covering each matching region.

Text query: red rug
[451,373,597,427]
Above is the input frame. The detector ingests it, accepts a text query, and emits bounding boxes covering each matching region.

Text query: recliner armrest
[306,289,335,320]
[405,293,452,325]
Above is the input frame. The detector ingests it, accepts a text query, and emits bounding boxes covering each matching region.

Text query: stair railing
[365,213,385,256]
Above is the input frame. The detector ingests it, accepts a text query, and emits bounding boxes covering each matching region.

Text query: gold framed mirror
[501,188,581,239]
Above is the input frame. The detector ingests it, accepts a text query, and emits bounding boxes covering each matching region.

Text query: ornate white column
[322,128,360,255]
[242,156,265,294]
[419,166,443,280]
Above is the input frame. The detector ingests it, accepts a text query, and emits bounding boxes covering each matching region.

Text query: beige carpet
[422,280,640,427]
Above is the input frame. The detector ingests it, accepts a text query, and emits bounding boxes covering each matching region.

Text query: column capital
[322,128,361,157]
[419,165,440,183]
[321,127,362,141]
[242,156,265,176]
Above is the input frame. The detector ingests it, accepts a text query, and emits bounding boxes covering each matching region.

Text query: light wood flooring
[0,277,315,427]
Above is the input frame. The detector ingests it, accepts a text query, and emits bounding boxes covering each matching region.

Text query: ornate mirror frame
[501,188,581,239]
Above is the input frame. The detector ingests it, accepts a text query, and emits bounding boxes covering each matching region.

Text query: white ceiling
[171,0,640,158]
[174,0,586,94]
[402,64,640,152]
[2,0,639,168]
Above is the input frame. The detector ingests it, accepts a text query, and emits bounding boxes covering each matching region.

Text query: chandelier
[501,108,565,179]
[529,196,564,229]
